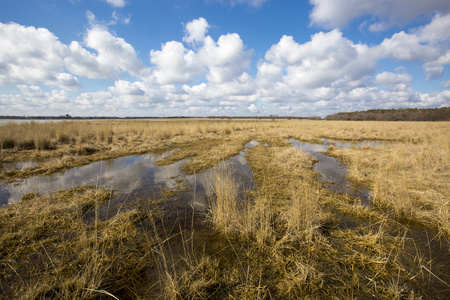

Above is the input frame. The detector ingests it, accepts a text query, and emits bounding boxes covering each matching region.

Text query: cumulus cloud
[262,29,377,89]
[309,0,450,31]
[84,26,145,77]
[0,18,144,91]
[1,15,448,118]
[149,18,252,85]
[0,22,69,88]
[200,34,253,83]
[183,17,209,44]
[150,41,203,84]
[65,41,121,79]
[375,72,412,91]
[248,103,258,113]
[109,80,145,96]
[378,14,450,79]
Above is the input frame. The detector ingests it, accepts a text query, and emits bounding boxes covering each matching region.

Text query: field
[0,119,449,299]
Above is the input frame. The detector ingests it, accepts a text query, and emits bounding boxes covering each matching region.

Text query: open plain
[0,119,449,299]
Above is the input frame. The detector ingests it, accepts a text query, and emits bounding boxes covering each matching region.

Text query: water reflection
[0,160,41,172]
[0,140,259,210]
[176,140,258,211]
[0,152,177,205]
[289,138,373,205]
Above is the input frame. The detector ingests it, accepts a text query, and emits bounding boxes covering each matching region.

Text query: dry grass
[328,123,450,236]
[0,119,261,181]
[0,186,156,299]
[1,119,449,299]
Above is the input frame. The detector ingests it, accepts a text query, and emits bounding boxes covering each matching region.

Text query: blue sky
[0,0,449,117]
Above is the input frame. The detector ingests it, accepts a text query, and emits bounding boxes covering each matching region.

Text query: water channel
[0,138,379,209]
[289,138,381,205]
[0,141,259,212]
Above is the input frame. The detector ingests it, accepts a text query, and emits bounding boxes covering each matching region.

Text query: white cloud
[183,17,209,44]
[0,20,144,88]
[378,14,450,79]
[0,22,70,88]
[375,72,412,91]
[150,21,252,85]
[1,15,448,118]
[248,104,258,113]
[150,41,203,84]
[263,30,377,89]
[112,11,131,25]
[65,41,121,79]
[54,73,82,90]
[104,0,127,8]
[109,80,145,96]
[199,34,253,83]
[309,0,450,31]
[379,32,437,61]
[84,26,145,77]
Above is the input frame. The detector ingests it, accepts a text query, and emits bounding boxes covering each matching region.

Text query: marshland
[0,119,449,299]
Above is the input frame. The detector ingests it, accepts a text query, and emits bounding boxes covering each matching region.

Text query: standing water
[0,141,259,211]
[289,139,378,205]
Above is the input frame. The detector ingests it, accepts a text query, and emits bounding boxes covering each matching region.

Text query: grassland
[0,119,449,299]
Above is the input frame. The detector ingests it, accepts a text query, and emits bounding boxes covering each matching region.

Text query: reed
[0,186,156,299]
[329,123,450,236]
[1,119,449,298]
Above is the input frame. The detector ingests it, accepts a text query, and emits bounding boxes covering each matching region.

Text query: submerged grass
[1,119,449,298]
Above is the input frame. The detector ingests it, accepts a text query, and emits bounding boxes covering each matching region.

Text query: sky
[0,0,449,117]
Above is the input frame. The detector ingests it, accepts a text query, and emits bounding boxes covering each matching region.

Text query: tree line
[325,107,450,121]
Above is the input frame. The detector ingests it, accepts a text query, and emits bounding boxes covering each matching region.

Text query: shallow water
[0,160,42,172]
[289,139,374,205]
[0,141,258,210]
[0,151,174,206]
[174,140,258,211]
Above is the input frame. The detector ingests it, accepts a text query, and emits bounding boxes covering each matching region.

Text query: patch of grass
[328,126,450,236]
[1,119,449,298]
[0,186,156,299]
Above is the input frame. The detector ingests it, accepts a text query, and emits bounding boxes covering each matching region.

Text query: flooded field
[289,138,378,205]
[0,119,449,299]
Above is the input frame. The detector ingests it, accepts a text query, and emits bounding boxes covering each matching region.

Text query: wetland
[0,119,449,299]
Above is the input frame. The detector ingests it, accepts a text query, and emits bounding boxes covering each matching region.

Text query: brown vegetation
[0,119,449,299]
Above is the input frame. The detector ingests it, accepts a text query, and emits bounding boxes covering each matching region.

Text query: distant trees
[325,107,450,121]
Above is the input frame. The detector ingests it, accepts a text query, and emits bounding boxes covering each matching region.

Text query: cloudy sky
[1,0,449,117]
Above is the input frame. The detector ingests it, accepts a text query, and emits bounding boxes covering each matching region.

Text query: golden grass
[328,123,450,236]
[1,119,449,299]
[0,186,156,299]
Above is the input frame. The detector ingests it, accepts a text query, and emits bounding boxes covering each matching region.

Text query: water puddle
[0,151,175,206]
[172,140,258,212]
[0,160,41,172]
[289,138,376,205]
[0,141,259,213]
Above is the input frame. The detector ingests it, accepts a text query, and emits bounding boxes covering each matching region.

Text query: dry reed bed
[1,119,449,298]
[0,120,262,181]
[0,186,158,299]
[202,137,439,298]
[328,124,450,236]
